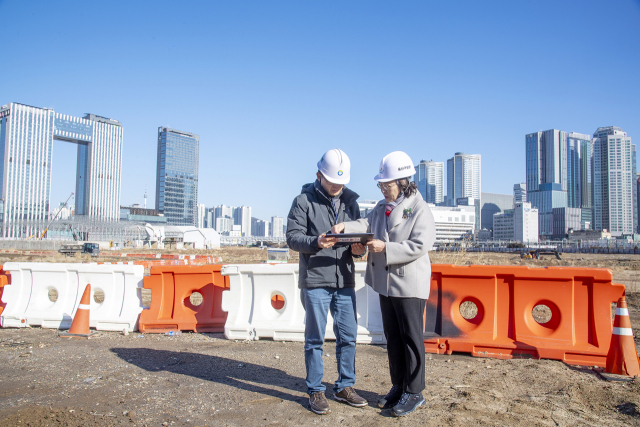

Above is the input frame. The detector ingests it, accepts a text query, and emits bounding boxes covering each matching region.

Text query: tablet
[325,233,374,244]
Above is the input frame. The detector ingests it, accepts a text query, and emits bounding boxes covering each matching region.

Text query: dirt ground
[1,248,640,426]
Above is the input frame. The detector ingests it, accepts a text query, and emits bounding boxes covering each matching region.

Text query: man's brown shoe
[309,391,331,415]
[334,386,367,407]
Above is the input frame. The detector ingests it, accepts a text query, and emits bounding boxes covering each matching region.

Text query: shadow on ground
[110,347,381,410]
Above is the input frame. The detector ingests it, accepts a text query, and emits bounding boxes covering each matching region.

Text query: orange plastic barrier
[0,269,8,316]
[425,264,625,366]
[138,265,230,333]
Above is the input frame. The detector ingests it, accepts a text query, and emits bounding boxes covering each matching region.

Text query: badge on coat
[402,208,413,219]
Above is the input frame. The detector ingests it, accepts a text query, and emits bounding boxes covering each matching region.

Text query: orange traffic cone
[606,296,640,376]
[59,284,96,338]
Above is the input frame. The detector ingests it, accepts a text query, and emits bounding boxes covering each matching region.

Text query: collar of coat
[374,193,421,230]
[300,182,359,205]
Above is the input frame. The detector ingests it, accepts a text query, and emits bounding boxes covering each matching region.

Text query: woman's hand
[351,243,366,255]
[331,223,345,234]
[366,239,386,253]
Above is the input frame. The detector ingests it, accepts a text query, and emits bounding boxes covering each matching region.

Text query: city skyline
[1,2,638,221]
[2,100,635,241]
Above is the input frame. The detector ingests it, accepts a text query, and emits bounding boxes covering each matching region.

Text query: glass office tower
[566,132,593,230]
[446,153,481,206]
[155,127,199,226]
[0,103,123,237]
[526,129,569,236]
[414,160,444,204]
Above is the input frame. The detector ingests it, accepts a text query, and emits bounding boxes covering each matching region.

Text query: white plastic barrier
[1,262,145,331]
[220,263,385,344]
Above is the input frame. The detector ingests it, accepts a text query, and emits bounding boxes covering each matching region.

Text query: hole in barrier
[271,294,285,310]
[459,301,478,320]
[93,289,105,304]
[48,288,58,302]
[532,304,552,324]
[190,292,203,306]
[141,289,151,308]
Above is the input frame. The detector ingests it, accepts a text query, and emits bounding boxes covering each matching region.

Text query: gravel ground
[1,250,640,426]
[1,327,640,426]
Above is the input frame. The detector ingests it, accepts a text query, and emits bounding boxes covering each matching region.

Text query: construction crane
[28,192,74,240]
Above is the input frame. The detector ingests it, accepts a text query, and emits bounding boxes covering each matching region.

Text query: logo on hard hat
[337,170,343,176]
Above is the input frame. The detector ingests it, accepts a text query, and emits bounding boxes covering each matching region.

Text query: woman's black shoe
[391,392,425,417]
[377,385,403,409]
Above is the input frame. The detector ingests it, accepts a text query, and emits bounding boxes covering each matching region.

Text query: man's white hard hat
[317,149,351,185]
[374,151,416,182]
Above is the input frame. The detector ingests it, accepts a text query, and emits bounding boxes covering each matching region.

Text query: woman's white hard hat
[317,149,351,185]
[374,151,416,182]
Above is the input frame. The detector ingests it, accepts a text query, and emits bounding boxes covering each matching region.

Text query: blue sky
[1,1,639,221]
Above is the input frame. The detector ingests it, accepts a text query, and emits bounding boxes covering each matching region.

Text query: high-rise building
[566,132,593,213]
[526,129,569,237]
[213,205,233,227]
[480,192,513,230]
[204,207,215,228]
[513,183,526,204]
[593,126,635,236]
[197,203,205,228]
[213,205,234,232]
[0,103,123,237]
[635,146,638,234]
[446,153,481,206]
[637,173,640,233]
[216,217,233,233]
[155,127,199,226]
[251,217,269,237]
[271,216,284,237]
[414,160,444,204]
[233,206,252,237]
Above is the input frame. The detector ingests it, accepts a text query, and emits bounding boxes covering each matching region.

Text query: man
[286,148,367,415]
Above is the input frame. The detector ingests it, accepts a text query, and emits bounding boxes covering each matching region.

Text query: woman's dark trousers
[379,295,426,393]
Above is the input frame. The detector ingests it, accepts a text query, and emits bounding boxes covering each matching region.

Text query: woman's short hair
[397,178,418,198]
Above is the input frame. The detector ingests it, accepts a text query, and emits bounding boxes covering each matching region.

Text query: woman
[332,151,436,417]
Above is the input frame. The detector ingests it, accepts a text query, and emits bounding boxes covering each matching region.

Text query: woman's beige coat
[343,193,436,299]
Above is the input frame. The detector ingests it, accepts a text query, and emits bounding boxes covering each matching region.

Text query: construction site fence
[0,240,65,251]
[0,261,630,368]
[440,246,640,255]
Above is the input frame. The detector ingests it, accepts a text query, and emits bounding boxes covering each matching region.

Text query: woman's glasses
[377,182,396,190]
